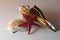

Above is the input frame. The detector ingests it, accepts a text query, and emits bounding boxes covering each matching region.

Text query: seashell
[7,19,28,33]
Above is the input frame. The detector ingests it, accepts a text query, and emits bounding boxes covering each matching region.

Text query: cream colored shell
[7,19,28,33]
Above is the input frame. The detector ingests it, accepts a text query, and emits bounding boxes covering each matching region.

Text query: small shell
[7,19,28,33]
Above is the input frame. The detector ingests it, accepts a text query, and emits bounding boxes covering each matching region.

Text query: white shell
[7,19,28,33]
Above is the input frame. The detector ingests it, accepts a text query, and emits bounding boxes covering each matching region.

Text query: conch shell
[18,5,56,32]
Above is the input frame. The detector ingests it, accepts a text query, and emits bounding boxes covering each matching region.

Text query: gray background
[0,0,60,40]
